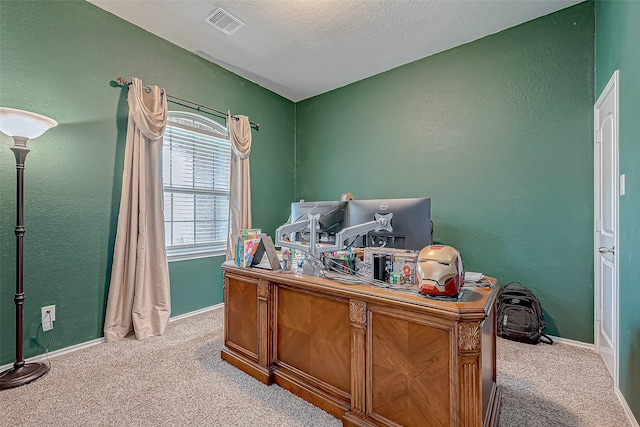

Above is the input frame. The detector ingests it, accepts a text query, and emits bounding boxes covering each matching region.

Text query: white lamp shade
[0,107,58,140]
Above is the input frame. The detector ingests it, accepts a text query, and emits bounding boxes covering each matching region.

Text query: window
[163,111,231,260]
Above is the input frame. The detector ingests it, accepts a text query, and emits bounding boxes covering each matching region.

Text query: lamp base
[0,362,49,390]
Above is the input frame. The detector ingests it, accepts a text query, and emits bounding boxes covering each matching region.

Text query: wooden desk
[221,263,501,426]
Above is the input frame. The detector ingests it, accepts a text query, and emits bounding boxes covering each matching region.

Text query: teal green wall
[296,3,595,341]
[595,0,640,420]
[0,1,294,364]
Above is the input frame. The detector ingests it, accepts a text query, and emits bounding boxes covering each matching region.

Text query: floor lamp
[0,107,57,390]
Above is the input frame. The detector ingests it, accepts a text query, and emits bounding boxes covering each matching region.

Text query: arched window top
[167,111,228,139]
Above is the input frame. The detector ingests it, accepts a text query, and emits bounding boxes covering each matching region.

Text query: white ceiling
[87,0,583,102]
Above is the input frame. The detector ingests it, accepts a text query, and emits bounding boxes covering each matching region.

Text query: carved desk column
[457,321,482,426]
[257,279,275,381]
[344,299,367,426]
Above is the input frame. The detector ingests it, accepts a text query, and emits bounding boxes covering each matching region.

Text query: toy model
[415,245,464,297]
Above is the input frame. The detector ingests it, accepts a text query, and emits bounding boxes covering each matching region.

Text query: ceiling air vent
[205,8,244,35]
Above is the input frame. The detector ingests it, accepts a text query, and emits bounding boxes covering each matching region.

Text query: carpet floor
[0,307,631,426]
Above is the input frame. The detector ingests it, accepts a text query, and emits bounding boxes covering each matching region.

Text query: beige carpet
[497,336,630,426]
[0,307,632,426]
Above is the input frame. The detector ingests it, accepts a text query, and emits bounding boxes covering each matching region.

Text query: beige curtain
[104,77,171,342]
[226,113,253,261]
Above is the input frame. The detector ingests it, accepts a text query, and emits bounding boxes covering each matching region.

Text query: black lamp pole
[0,137,49,390]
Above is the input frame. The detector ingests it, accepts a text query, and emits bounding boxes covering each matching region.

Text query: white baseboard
[615,388,640,427]
[169,303,223,322]
[0,304,225,373]
[547,335,595,351]
[0,336,105,373]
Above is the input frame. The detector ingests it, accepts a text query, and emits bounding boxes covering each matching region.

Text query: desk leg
[457,321,482,426]
[343,300,367,426]
[257,279,274,383]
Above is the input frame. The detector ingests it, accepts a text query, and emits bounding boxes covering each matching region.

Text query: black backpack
[496,282,553,345]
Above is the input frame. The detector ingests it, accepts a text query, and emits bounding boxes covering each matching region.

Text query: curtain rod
[115,77,260,131]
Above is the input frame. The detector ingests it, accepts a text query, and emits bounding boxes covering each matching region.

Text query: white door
[594,70,619,383]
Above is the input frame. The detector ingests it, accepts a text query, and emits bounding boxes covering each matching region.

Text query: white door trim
[593,69,619,388]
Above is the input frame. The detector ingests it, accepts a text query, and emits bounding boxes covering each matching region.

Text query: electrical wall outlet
[41,305,55,332]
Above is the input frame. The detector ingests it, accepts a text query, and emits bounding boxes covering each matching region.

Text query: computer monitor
[347,198,432,250]
[290,201,348,244]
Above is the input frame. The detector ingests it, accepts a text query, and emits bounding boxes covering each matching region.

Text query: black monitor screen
[290,201,348,244]
[347,198,432,250]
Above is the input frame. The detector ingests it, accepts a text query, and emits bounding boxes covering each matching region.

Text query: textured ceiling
[87,0,583,102]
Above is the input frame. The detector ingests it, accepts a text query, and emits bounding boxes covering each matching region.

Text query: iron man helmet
[416,245,464,297]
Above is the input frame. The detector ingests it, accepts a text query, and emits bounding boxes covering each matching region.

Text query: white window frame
[163,111,231,261]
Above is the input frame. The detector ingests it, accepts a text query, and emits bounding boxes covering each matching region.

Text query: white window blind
[163,112,231,259]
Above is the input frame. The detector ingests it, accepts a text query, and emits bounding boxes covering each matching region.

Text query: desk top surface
[223,262,498,320]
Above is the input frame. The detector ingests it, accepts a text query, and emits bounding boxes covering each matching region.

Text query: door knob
[598,246,615,254]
